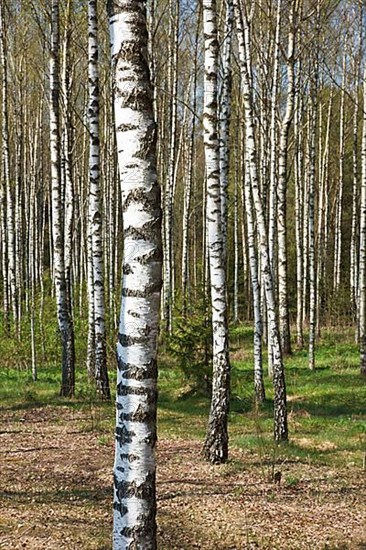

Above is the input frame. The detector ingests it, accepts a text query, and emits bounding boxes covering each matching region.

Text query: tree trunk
[277,2,297,356]
[243,147,265,403]
[109,0,162,546]
[202,0,231,464]
[162,0,179,334]
[294,70,304,348]
[0,1,16,333]
[218,0,233,264]
[359,65,366,376]
[50,0,75,397]
[333,49,346,292]
[234,0,287,442]
[87,0,110,398]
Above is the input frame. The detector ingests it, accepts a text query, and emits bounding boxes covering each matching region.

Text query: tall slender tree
[359,64,366,376]
[87,0,110,398]
[109,0,162,546]
[218,0,233,263]
[50,0,75,396]
[234,0,288,442]
[0,0,17,334]
[202,0,231,464]
[277,0,298,356]
[162,0,180,334]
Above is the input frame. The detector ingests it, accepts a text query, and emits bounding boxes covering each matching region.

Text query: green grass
[0,323,365,470]
[158,325,366,468]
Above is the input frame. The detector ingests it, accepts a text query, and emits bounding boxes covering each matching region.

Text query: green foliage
[0,277,117,393]
[164,295,212,395]
[0,314,364,472]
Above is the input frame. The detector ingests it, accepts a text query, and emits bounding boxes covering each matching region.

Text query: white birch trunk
[0,36,9,332]
[202,0,231,464]
[218,0,233,263]
[277,3,297,356]
[233,151,239,323]
[351,82,360,334]
[234,0,287,441]
[268,0,281,283]
[359,66,366,376]
[87,0,110,398]
[162,0,179,334]
[294,74,304,348]
[181,65,197,312]
[109,1,162,546]
[333,50,346,292]
[0,2,17,331]
[50,0,75,397]
[316,94,332,336]
[243,150,265,403]
[308,87,318,371]
[60,1,74,316]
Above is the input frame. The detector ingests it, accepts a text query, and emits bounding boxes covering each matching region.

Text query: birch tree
[202,0,231,464]
[359,65,366,376]
[162,0,179,334]
[0,0,9,333]
[277,0,298,356]
[0,0,17,333]
[109,0,162,546]
[307,39,319,371]
[333,47,346,292]
[294,67,304,348]
[243,147,265,403]
[50,0,75,396]
[234,0,288,442]
[219,0,233,263]
[181,13,200,314]
[87,0,110,398]
[350,7,363,332]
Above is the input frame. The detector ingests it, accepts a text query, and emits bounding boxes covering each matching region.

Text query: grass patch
[0,325,365,470]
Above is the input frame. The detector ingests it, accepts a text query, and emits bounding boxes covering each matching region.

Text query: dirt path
[0,406,365,549]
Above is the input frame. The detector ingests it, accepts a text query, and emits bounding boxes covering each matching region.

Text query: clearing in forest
[0,337,365,549]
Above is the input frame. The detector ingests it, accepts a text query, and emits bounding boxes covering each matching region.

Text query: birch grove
[0,1,366,543]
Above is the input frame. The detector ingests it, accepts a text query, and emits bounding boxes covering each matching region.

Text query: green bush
[165,296,212,395]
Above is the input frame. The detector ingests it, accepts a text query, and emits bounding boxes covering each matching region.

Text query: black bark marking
[116,355,158,380]
[115,424,135,446]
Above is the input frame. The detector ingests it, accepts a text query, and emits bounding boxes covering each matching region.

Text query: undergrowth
[0,322,365,471]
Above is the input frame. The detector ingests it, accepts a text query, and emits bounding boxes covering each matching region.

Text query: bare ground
[0,405,365,549]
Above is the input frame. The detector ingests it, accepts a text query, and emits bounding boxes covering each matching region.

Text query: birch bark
[359,66,366,376]
[202,0,231,464]
[351,20,362,334]
[234,0,287,441]
[316,94,332,336]
[277,2,297,355]
[0,0,9,332]
[181,51,198,314]
[268,0,281,285]
[0,1,17,331]
[307,2,320,370]
[109,0,162,546]
[162,0,179,334]
[243,149,265,403]
[87,0,110,398]
[218,0,233,263]
[333,50,346,292]
[50,0,75,397]
[294,72,304,348]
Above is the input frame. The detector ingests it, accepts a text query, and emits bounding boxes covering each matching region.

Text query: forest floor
[0,403,365,549]
[0,327,366,549]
